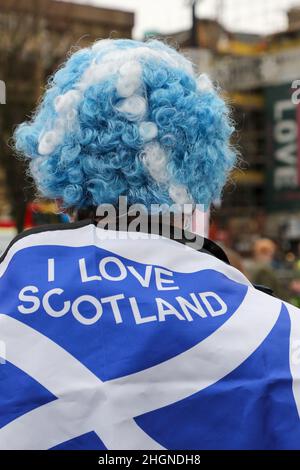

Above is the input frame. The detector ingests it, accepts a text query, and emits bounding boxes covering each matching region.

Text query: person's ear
[55,199,75,220]
[55,198,66,214]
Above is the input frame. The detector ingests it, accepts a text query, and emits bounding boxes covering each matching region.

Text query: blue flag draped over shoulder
[0,221,300,450]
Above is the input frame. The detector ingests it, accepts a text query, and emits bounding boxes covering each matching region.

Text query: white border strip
[285,302,300,418]
[0,224,252,287]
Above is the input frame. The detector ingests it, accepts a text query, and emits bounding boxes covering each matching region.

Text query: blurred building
[1,1,300,253]
[0,0,134,231]
[153,10,300,254]
[288,6,300,31]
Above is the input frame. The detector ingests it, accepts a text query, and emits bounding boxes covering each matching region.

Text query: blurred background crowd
[1,0,300,304]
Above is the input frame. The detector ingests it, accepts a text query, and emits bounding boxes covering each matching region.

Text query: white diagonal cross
[0,287,283,450]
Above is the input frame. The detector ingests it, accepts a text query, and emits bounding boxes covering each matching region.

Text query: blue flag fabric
[0,222,300,449]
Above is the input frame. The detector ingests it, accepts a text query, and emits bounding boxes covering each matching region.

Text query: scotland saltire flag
[0,221,300,450]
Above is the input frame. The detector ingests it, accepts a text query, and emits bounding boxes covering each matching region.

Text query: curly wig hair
[14,39,236,210]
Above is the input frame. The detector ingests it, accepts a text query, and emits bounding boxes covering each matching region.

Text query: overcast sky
[67,0,300,37]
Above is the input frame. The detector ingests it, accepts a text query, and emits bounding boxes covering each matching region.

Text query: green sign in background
[265,83,300,211]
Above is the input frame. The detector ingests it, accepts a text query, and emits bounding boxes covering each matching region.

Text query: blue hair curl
[14,39,236,210]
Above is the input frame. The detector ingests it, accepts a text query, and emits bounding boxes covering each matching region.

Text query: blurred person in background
[250,238,285,299]
[0,39,300,451]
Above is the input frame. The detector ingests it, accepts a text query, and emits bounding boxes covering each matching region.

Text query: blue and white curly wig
[14,39,236,210]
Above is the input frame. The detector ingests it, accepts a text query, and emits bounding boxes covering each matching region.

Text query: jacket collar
[92,216,230,266]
